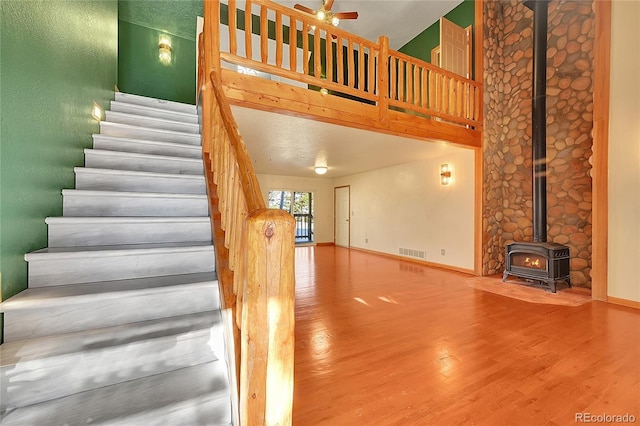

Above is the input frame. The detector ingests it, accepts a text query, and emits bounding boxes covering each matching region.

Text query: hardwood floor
[292,246,640,425]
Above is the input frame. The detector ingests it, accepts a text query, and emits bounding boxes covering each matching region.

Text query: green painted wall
[118,0,203,105]
[118,21,197,105]
[399,0,475,74]
[0,0,118,302]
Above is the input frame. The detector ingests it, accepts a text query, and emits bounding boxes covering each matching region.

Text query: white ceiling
[232,106,464,179]
[229,0,466,179]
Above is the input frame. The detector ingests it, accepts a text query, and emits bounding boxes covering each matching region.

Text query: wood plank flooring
[292,246,640,425]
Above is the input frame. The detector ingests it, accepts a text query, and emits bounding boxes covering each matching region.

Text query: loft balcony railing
[210,0,482,146]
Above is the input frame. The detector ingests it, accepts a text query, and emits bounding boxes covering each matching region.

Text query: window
[268,191,314,243]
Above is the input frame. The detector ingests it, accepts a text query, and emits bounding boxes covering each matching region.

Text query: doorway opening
[268,190,314,243]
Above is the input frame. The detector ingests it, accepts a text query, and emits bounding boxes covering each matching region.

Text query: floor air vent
[399,248,426,260]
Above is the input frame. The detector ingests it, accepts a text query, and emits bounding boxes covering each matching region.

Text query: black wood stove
[502,0,571,293]
[503,242,570,292]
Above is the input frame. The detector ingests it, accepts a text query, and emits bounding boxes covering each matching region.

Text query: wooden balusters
[381,48,480,126]
[229,0,237,55]
[245,0,252,61]
[325,31,333,83]
[415,64,420,105]
[336,35,343,85]
[275,11,283,68]
[358,43,364,91]
[369,48,376,95]
[289,17,297,72]
[390,56,396,101]
[313,26,321,78]
[347,39,355,89]
[303,24,309,75]
[260,5,268,64]
[377,35,390,123]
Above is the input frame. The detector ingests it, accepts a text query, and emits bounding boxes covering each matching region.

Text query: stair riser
[105,111,200,135]
[85,151,203,175]
[75,170,206,194]
[110,101,199,124]
[27,248,214,287]
[63,194,208,217]
[3,283,220,342]
[1,325,223,410]
[92,136,202,159]
[100,122,201,145]
[115,92,197,115]
[48,221,212,247]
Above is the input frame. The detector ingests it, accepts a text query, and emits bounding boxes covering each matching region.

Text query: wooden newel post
[377,35,390,124]
[241,208,296,426]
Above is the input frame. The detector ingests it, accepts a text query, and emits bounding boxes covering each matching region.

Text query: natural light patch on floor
[353,297,370,306]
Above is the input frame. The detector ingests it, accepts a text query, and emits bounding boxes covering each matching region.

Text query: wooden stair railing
[200,2,296,424]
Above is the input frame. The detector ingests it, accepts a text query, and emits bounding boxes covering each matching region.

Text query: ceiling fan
[293,0,359,27]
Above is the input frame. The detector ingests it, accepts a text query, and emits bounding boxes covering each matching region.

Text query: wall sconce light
[159,34,172,65]
[440,163,452,185]
[315,166,328,175]
[92,102,103,121]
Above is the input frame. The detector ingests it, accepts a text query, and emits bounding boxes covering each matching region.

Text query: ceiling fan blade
[294,4,316,15]
[324,0,335,11]
[334,11,358,20]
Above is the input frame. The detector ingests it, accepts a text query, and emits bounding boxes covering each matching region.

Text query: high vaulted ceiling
[279,0,462,49]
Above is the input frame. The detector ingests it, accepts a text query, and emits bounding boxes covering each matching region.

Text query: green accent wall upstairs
[399,0,474,74]
[0,0,118,302]
[118,1,203,105]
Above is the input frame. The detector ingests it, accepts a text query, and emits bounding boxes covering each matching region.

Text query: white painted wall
[256,174,335,244]
[333,147,475,270]
[607,0,640,302]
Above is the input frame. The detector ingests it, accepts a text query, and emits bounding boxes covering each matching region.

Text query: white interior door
[439,17,470,78]
[335,186,350,247]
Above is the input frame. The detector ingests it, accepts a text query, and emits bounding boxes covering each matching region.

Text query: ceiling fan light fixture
[316,10,326,20]
[331,16,339,26]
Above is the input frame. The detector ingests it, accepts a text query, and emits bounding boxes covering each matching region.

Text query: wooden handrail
[201,2,296,425]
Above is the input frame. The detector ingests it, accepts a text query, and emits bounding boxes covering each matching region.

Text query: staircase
[0,93,233,425]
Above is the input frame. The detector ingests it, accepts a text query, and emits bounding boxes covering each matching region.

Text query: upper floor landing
[203,0,482,148]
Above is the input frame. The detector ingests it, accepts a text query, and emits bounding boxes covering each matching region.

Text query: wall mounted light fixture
[159,34,172,65]
[92,102,103,121]
[440,163,452,185]
[315,166,328,175]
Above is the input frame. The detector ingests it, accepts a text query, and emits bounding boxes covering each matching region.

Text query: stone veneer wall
[482,0,595,287]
